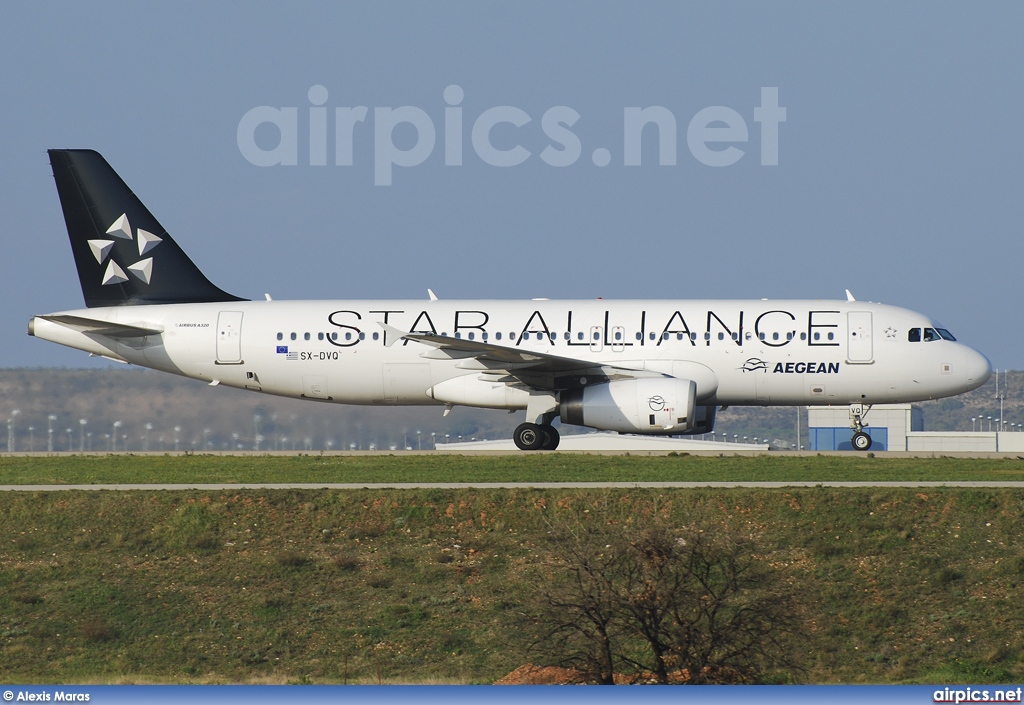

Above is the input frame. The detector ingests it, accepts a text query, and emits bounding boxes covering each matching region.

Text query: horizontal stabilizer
[37,314,162,338]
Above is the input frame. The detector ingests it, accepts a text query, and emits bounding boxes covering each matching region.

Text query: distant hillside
[0,368,1017,451]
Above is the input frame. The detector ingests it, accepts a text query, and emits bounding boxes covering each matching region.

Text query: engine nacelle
[559,377,697,434]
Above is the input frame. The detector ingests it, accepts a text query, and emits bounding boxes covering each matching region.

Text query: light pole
[27,426,34,452]
[112,421,122,452]
[47,414,56,452]
[416,430,422,450]
[203,428,210,450]
[174,426,181,452]
[79,419,87,452]
[144,423,153,452]
[431,432,436,449]
[972,417,976,432]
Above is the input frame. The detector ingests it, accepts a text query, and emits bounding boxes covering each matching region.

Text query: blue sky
[2,2,1022,368]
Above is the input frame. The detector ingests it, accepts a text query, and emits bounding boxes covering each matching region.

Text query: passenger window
[331,332,338,341]
[482,332,488,341]
[690,333,697,341]
[800,332,807,341]
[359,332,365,340]
[593,331,600,340]
[318,332,324,341]
[345,332,352,341]
[496,332,502,340]
[759,333,766,341]
[813,332,820,341]
[566,332,572,341]
[676,333,683,340]
[468,332,475,340]
[663,332,670,341]
[786,332,793,341]
[772,332,779,341]
[718,332,725,340]
[827,332,834,341]
[290,332,297,341]
[704,332,711,341]
[372,332,379,340]
[635,332,642,341]
[650,332,657,340]
[578,332,585,341]
[732,332,739,341]
[276,332,283,341]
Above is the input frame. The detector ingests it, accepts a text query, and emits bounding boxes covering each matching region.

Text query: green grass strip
[1,453,1024,485]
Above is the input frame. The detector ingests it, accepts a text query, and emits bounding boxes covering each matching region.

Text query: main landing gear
[849,403,872,451]
[514,391,561,451]
[513,422,560,451]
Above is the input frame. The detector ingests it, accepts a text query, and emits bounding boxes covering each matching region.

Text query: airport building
[807,404,1024,452]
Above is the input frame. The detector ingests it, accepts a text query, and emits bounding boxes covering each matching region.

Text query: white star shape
[99,214,162,286]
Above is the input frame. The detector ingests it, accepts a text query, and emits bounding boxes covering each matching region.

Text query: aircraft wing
[385,326,664,390]
[37,314,163,338]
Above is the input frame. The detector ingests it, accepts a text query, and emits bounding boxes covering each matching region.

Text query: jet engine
[559,377,697,434]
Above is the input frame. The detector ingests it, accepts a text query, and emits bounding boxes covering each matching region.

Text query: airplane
[29,149,992,451]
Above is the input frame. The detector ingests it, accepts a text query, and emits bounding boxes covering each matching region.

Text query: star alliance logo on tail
[88,213,163,286]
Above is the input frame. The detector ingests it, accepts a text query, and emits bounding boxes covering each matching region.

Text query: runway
[4,481,1024,491]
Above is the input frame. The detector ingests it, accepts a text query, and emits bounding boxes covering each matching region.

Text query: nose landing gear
[850,403,872,451]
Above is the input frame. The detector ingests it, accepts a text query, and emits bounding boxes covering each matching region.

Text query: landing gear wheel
[513,422,544,451]
[852,431,872,451]
[540,425,560,451]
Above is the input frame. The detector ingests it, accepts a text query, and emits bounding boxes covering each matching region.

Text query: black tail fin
[48,149,246,307]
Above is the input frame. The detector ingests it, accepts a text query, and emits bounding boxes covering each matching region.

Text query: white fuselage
[30,298,991,411]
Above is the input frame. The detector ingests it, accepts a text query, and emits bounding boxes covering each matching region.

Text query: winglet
[377,322,409,348]
[427,288,438,301]
[845,289,856,302]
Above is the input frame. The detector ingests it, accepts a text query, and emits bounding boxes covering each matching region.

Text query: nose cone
[964,347,992,391]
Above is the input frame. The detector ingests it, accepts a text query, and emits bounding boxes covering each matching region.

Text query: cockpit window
[909,327,956,342]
